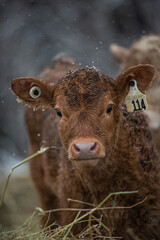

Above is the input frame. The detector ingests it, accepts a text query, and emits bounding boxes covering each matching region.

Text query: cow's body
[11,55,160,239]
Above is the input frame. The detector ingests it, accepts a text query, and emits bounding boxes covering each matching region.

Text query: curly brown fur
[11,55,160,239]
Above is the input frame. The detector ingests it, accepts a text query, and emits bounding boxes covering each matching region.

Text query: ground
[0,169,38,231]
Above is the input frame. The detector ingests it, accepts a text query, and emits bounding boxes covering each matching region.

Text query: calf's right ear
[11,77,55,109]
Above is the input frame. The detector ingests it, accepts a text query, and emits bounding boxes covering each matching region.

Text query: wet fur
[18,55,160,239]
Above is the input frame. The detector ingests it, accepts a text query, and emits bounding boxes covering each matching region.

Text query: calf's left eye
[106,105,112,114]
[56,109,62,117]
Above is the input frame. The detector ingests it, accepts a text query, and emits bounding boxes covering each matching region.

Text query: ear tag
[125,80,148,113]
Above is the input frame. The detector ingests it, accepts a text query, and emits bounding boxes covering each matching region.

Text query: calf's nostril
[90,142,97,151]
[74,144,80,152]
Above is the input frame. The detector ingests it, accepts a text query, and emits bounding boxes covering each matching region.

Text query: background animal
[11,55,160,239]
[110,35,160,153]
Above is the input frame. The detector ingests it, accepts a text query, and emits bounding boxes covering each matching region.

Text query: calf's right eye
[56,109,62,117]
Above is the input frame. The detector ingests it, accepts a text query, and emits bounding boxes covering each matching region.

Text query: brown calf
[11,54,160,239]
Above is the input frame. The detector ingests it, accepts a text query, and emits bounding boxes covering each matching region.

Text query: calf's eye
[29,86,41,98]
[56,109,62,117]
[106,105,112,114]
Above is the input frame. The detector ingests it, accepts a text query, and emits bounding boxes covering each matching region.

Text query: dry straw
[0,147,147,239]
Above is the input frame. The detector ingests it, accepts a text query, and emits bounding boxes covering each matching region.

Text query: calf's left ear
[114,64,155,99]
[11,77,54,109]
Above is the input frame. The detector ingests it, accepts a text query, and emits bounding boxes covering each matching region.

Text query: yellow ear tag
[125,80,148,113]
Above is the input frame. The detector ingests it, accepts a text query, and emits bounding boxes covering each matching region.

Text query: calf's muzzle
[68,138,105,160]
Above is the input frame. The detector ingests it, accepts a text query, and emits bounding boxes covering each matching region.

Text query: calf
[11,54,160,239]
[110,35,160,153]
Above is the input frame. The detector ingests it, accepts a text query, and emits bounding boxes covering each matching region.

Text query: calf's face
[11,65,155,164]
[54,80,117,161]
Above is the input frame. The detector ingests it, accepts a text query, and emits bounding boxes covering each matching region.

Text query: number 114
[131,99,146,111]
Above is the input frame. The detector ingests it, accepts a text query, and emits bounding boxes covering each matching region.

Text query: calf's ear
[114,64,155,99]
[11,77,54,109]
[110,44,129,63]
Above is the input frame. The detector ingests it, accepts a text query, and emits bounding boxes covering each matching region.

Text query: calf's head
[110,35,160,72]
[11,65,155,164]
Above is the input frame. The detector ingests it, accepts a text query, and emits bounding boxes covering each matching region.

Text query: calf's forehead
[54,68,117,108]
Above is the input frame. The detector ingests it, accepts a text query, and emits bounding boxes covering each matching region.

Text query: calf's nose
[71,141,100,160]
[74,142,97,152]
